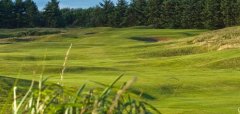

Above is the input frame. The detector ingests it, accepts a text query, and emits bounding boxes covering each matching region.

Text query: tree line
[0,0,240,29]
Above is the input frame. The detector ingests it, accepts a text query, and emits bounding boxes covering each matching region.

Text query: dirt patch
[218,44,240,51]
[154,37,171,42]
[129,36,171,43]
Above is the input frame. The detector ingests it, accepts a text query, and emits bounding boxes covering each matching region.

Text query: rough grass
[140,46,207,58]
[8,74,161,114]
[206,57,240,69]
[1,27,240,114]
[191,26,240,50]
[0,76,34,109]
[16,29,62,37]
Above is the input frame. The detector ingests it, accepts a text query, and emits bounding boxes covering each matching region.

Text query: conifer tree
[14,0,27,28]
[0,0,14,28]
[43,0,65,27]
[114,0,128,27]
[131,0,148,25]
[147,0,164,28]
[162,0,182,28]
[181,0,205,28]
[100,0,115,26]
[24,0,39,27]
[221,0,240,27]
[204,0,225,29]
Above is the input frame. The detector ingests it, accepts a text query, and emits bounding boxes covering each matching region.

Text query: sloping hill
[0,27,240,114]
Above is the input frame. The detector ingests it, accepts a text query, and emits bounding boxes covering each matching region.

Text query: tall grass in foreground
[9,44,161,114]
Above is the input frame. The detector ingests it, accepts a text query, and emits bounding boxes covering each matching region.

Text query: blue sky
[34,0,129,10]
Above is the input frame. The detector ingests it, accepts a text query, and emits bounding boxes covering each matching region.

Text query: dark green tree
[162,0,182,28]
[0,0,14,28]
[99,0,115,26]
[89,6,104,27]
[221,0,240,27]
[14,0,27,28]
[24,0,39,27]
[61,8,77,26]
[147,0,164,28]
[114,0,128,27]
[131,0,148,25]
[0,1,4,27]
[124,1,138,26]
[0,0,240,29]
[204,0,225,29]
[43,0,65,27]
[181,0,205,28]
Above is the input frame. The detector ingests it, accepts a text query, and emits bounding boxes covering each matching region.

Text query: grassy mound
[140,46,207,58]
[191,26,240,50]
[2,27,240,113]
[206,56,240,69]
[16,29,61,37]
[0,28,62,39]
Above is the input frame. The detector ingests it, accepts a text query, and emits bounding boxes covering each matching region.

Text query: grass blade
[100,74,124,97]
[16,80,35,111]
[74,84,86,103]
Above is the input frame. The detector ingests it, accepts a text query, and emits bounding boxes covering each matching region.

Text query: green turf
[0,27,240,114]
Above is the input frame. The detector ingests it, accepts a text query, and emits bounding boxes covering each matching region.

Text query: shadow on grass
[129,36,159,43]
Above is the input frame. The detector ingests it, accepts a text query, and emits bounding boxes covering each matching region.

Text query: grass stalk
[60,43,72,85]
[108,77,137,114]
[36,49,47,114]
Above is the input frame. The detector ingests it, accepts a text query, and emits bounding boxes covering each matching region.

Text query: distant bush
[0,34,14,39]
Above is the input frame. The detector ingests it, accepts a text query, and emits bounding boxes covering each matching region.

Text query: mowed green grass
[0,27,240,114]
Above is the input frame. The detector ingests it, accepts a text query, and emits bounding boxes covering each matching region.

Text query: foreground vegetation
[0,27,240,114]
